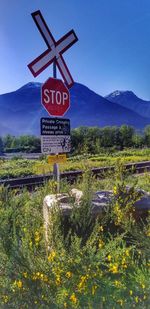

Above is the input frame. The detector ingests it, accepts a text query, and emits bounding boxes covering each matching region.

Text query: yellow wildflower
[92,285,98,295]
[43,275,48,282]
[109,263,119,274]
[48,250,56,262]
[117,299,124,306]
[125,249,130,257]
[2,295,8,303]
[55,275,61,286]
[114,280,121,288]
[121,256,127,268]
[32,274,36,280]
[122,263,127,269]
[98,239,104,249]
[145,228,150,237]
[135,296,139,303]
[34,231,40,243]
[66,271,72,278]
[77,275,87,291]
[80,275,87,282]
[113,186,118,195]
[14,280,23,288]
[122,257,126,264]
[40,273,44,279]
[129,290,133,296]
[32,272,46,281]
[99,225,103,232]
[107,254,112,261]
[23,272,28,278]
[78,282,84,290]
[70,293,77,304]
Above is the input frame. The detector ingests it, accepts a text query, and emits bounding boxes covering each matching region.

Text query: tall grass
[1,147,150,179]
[0,164,150,308]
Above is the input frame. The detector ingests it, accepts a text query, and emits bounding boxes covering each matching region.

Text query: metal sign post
[53,63,60,193]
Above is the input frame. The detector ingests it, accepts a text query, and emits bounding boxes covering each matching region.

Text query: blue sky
[1,0,150,99]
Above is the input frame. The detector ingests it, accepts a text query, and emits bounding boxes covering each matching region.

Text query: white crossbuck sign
[28,10,78,88]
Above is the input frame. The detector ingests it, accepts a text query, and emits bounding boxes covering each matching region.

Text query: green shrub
[0,165,150,308]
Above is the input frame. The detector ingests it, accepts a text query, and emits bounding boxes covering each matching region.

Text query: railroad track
[0,161,150,190]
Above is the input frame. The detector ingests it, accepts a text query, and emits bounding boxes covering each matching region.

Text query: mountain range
[0,82,150,136]
[106,90,150,119]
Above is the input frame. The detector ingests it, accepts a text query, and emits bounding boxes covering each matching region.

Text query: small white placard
[41,135,71,154]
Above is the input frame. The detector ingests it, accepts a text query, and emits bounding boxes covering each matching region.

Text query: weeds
[0,162,150,308]
[1,147,150,179]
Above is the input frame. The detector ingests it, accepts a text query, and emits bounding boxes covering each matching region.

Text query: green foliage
[1,147,150,180]
[0,166,150,308]
[1,124,148,155]
[3,135,41,153]
[119,125,135,148]
[70,125,145,154]
[2,122,150,158]
[0,158,35,179]
[144,125,150,147]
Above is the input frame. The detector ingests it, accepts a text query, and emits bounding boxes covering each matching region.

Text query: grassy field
[0,148,150,179]
[0,163,150,308]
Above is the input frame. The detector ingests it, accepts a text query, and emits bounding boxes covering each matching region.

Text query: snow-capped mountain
[0,82,150,136]
[106,90,150,119]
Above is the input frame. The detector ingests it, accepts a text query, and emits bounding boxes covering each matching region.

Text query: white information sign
[41,135,71,154]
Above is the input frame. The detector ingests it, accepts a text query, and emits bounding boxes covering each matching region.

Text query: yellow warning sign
[47,154,67,164]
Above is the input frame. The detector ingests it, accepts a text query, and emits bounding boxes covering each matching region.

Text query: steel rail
[0,161,150,189]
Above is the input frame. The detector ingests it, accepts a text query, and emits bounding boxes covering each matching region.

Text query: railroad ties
[0,161,150,190]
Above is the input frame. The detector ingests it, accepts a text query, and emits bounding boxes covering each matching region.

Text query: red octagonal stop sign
[41,78,70,117]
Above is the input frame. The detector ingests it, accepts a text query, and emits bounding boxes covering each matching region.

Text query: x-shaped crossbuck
[28,10,78,88]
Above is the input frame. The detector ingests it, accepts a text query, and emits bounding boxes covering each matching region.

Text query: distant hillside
[106,90,150,119]
[0,82,150,136]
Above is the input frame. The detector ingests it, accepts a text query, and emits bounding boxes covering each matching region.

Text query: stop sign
[41,78,70,117]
